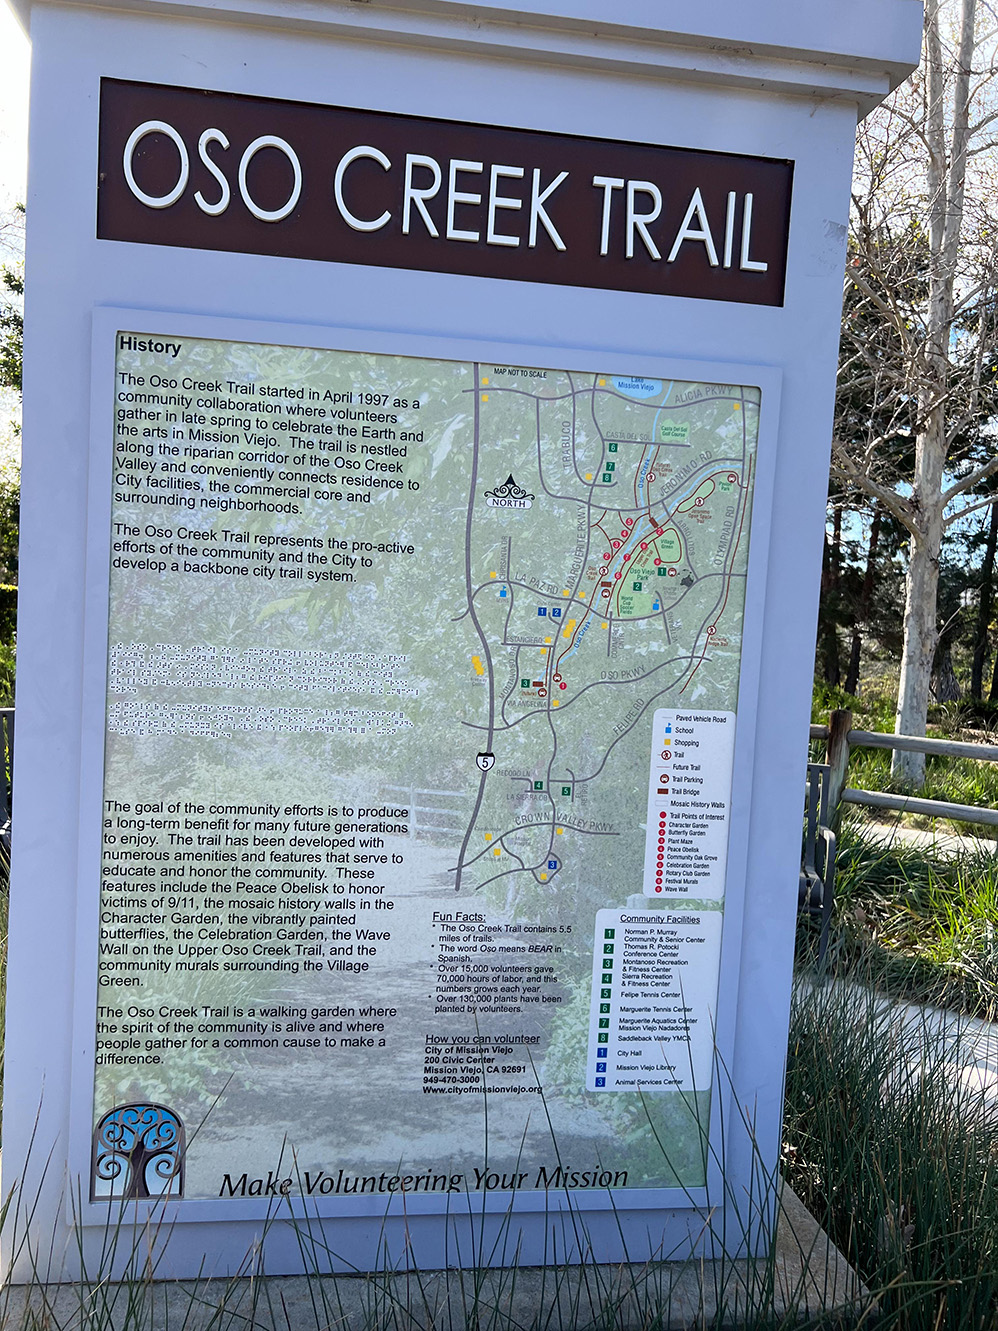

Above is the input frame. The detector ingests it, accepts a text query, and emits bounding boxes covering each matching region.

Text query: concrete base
[2,1185,872,1330]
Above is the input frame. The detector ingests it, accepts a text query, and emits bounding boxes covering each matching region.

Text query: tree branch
[944,490,998,526]
[830,453,920,536]
[942,450,998,504]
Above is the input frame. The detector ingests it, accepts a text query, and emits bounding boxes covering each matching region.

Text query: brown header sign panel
[97,79,793,306]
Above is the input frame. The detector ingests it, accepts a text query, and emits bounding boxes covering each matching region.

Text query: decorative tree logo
[91,1104,185,1200]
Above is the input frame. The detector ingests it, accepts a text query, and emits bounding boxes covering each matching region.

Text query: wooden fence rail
[809,708,998,829]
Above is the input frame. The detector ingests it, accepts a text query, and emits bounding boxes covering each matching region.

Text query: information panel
[92,330,759,1203]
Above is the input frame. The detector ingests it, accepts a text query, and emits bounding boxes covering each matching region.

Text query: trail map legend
[643,710,736,898]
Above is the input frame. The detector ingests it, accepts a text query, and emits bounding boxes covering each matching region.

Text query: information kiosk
[2,0,920,1280]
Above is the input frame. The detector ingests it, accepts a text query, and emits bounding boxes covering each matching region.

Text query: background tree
[0,264,22,397]
[831,0,998,784]
[0,202,24,705]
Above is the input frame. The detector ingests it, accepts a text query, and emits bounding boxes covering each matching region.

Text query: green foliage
[0,476,19,585]
[811,675,895,731]
[0,264,22,396]
[842,746,998,825]
[812,672,998,818]
[0,477,20,705]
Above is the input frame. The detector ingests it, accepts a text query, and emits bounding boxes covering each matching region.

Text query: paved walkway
[805,977,998,1112]
[862,819,998,858]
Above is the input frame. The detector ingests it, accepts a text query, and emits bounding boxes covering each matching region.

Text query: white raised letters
[123,120,189,209]
[239,136,302,223]
[402,154,442,236]
[446,159,484,242]
[194,129,230,217]
[334,145,391,232]
[486,164,524,248]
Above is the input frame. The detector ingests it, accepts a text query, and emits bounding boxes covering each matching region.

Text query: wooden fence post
[824,708,852,827]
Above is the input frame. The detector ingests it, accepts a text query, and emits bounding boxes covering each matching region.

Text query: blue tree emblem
[92,1104,185,1200]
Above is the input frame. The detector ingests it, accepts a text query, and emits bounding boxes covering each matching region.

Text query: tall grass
[5,948,997,1327]
[0,1135,862,1331]
[843,748,998,835]
[0,1028,866,1331]
[797,822,998,1021]
[784,976,998,1331]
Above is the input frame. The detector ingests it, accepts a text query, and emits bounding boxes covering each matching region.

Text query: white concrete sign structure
[2,0,919,1282]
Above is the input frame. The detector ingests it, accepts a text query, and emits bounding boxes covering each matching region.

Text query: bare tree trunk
[932,639,961,701]
[892,0,975,786]
[971,499,998,699]
[820,513,842,685]
[845,505,881,695]
[893,494,944,785]
[845,626,861,698]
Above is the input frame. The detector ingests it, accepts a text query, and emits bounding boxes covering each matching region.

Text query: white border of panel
[63,305,779,1268]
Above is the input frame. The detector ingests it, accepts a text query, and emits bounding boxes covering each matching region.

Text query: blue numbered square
[552,607,562,618]
[537,607,547,616]
[597,1046,607,1058]
[596,1062,606,1072]
[547,859,557,870]
[595,1077,606,1087]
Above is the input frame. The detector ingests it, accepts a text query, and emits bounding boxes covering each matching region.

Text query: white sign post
[2,0,919,1282]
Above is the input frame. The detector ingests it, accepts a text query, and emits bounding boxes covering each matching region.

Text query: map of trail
[452,363,758,900]
[96,333,762,1197]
